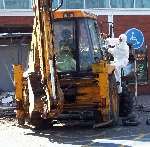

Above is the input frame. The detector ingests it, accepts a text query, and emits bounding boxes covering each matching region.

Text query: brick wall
[114,16,150,95]
[97,15,150,95]
[97,15,109,34]
[0,16,33,26]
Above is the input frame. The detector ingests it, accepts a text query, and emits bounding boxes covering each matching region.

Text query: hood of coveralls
[116,34,129,61]
[119,34,127,43]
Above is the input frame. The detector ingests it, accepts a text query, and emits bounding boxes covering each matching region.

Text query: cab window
[88,19,102,61]
[54,20,76,72]
[79,19,93,71]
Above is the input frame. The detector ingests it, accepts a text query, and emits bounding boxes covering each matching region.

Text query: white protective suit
[108,34,129,93]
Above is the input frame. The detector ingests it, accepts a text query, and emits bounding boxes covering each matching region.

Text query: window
[0,0,31,9]
[52,0,58,9]
[99,0,110,8]
[110,0,134,8]
[135,0,150,8]
[85,0,110,8]
[79,20,92,71]
[54,20,76,72]
[88,19,102,60]
[63,0,83,9]
[0,0,4,9]
[85,0,99,8]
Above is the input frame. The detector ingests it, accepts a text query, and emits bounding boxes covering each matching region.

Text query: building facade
[0,0,150,95]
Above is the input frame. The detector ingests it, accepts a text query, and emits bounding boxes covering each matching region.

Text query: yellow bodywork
[92,61,115,121]
[13,65,26,122]
[54,9,96,20]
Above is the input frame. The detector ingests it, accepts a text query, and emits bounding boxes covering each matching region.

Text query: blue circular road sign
[125,28,144,49]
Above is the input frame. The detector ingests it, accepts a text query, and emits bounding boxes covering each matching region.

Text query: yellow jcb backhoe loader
[13,0,120,129]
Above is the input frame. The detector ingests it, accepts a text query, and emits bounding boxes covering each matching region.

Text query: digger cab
[54,10,103,73]
[14,8,121,128]
[52,10,119,126]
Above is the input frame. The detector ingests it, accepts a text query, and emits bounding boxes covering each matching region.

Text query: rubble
[0,92,16,116]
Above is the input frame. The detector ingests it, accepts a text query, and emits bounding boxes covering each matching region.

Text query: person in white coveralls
[108,34,129,93]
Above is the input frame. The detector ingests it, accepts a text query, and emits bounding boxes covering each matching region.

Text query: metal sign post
[125,28,144,104]
[134,53,138,105]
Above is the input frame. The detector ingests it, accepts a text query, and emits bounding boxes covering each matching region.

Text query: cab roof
[54,9,97,20]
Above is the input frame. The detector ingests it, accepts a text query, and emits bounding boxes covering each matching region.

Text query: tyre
[16,110,26,125]
[18,118,25,125]
[30,111,52,130]
[119,88,133,117]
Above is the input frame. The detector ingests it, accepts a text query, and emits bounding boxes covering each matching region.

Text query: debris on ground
[0,92,16,116]
[0,92,15,106]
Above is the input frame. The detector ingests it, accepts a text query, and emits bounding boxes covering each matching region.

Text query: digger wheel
[109,74,119,125]
[119,90,133,117]
[18,118,25,125]
[30,111,52,130]
[16,110,26,125]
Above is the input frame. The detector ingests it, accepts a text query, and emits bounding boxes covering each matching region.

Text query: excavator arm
[14,0,63,125]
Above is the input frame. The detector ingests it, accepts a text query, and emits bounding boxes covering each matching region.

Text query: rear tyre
[30,111,52,130]
[119,88,133,117]
[18,118,25,125]
[16,110,26,125]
